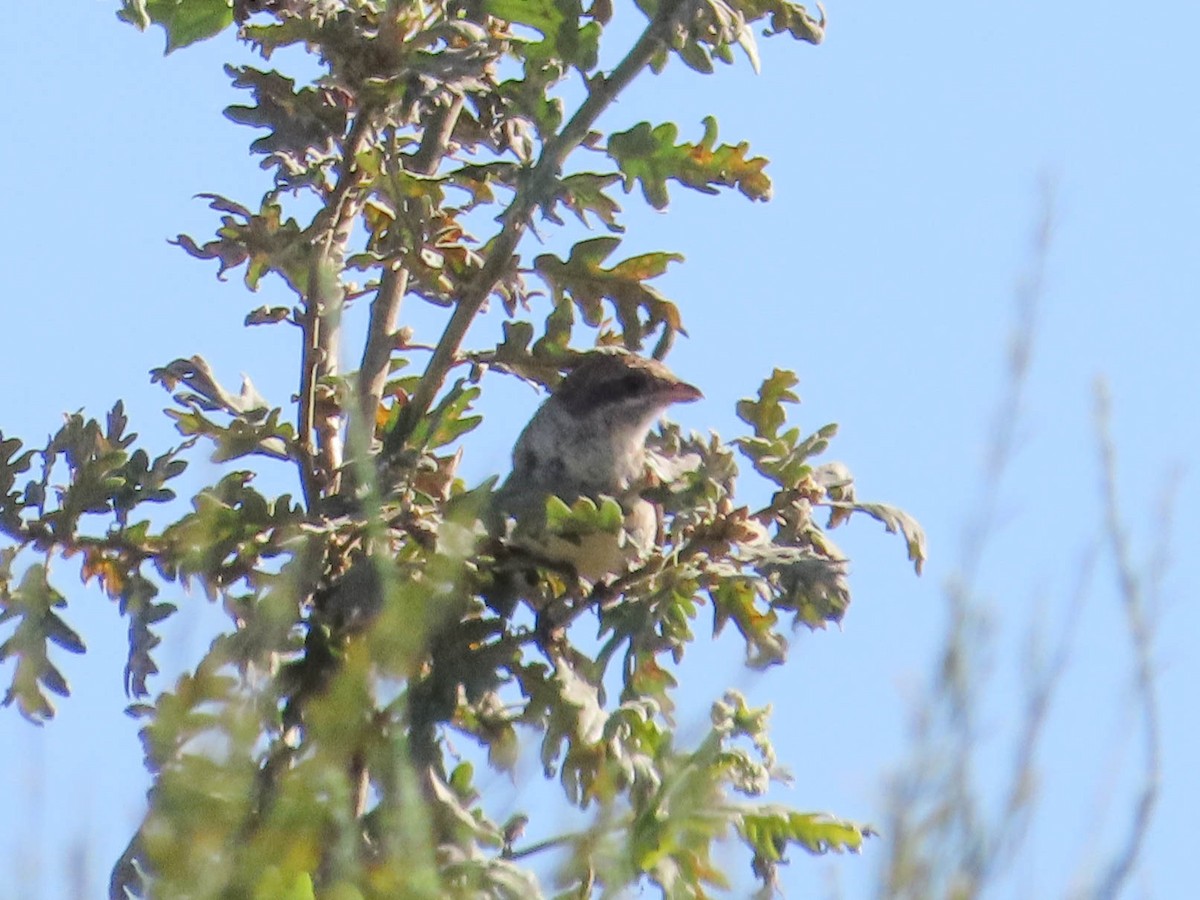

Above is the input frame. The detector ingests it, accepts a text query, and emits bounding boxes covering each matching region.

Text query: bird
[320,352,702,626]
[492,351,702,586]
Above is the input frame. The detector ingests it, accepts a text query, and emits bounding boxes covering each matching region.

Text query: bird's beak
[665,379,703,404]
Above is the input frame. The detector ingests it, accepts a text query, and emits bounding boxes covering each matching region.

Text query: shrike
[493,351,702,584]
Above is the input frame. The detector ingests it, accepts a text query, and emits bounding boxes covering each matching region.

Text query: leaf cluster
[0,408,191,715]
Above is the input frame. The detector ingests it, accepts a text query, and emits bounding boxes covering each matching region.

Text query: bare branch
[959,175,1054,583]
[1089,381,1163,900]
[982,548,1092,881]
[878,182,1059,899]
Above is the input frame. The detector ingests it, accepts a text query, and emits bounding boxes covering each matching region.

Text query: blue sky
[2,2,1198,897]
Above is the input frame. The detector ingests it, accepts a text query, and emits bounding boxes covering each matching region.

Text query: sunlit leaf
[118,0,235,53]
[607,117,771,210]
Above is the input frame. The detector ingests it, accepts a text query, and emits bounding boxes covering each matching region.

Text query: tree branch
[1092,381,1163,900]
[393,1,687,447]
[505,817,631,862]
[297,301,322,509]
[877,184,1056,898]
[298,110,374,507]
[353,95,466,447]
[410,93,464,177]
[355,266,410,436]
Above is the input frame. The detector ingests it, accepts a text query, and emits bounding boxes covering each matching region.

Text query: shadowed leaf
[534,237,684,352]
[0,564,85,723]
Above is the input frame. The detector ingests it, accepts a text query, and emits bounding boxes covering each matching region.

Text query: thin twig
[505,816,632,862]
[981,548,1093,882]
[878,182,1057,900]
[1091,381,1162,900]
[394,1,687,446]
[959,176,1054,583]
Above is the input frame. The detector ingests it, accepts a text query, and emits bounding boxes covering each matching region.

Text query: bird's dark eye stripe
[555,357,672,413]
[617,372,647,395]
[582,372,648,408]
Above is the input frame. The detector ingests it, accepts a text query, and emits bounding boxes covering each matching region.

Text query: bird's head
[503,350,702,503]
[551,351,702,439]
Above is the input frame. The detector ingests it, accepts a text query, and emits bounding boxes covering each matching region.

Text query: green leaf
[743,544,851,630]
[710,576,786,669]
[164,407,293,463]
[544,495,624,539]
[152,356,270,419]
[732,370,841,489]
[446,162,521,211]
[172,195,308,293]
[497,74,566,141]
[245,305,293,327]
[116,571,176,698]
[399,380,483,453]
[540,172,625,233]
[32,407,184,540]
[487,0,600,71]
[735,793,872,888]
[536,657,615,806]
[159,472,302,600]
[732,0,826,44]
[152,358,294,463]
[734,368,799,439]
[0,432,35,534]
[607,117,771,210]
[118,0,235,54]
[224,66,348,171]
[737,807,871,859]
[110,443,190,519]
[240,16,314,58]
[534,237,684,352]
[0,564,85,723]
[530,296,576,363]
[659,0,762,74]
[827,500,928,575]
[253,868,315,900]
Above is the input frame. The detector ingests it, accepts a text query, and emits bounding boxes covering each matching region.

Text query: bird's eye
[617,373,644,396]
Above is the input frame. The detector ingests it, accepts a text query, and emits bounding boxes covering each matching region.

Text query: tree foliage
[1,1,926,897]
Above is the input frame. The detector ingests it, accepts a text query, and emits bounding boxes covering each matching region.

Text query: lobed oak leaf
[118,0,234,53]
[607,116,772,210]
